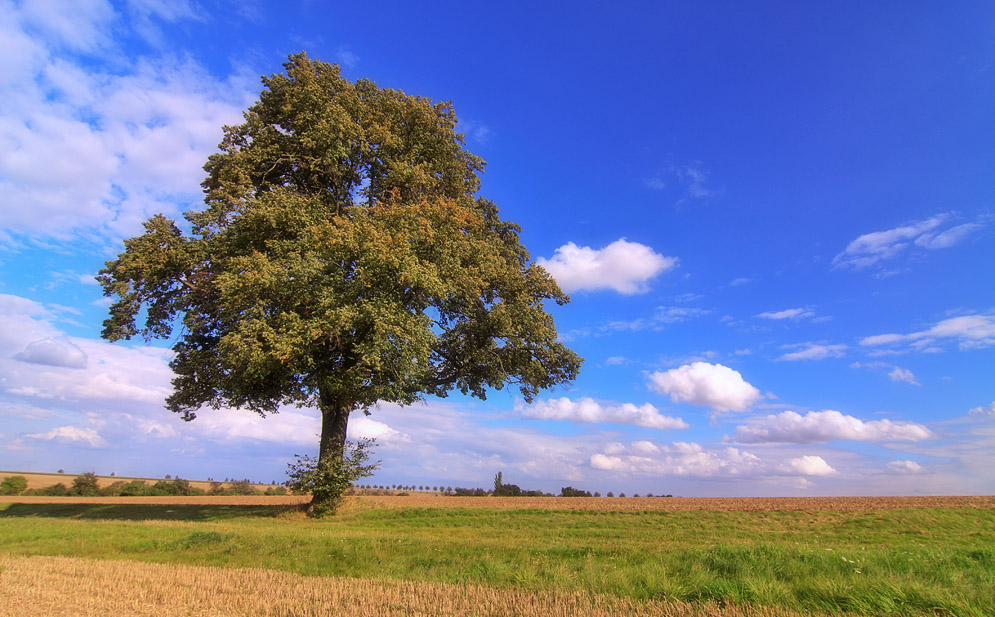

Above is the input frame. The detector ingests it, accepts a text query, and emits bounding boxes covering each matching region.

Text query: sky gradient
[1,0,993,496]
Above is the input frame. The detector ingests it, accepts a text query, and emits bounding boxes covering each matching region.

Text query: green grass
[1,502,992,616]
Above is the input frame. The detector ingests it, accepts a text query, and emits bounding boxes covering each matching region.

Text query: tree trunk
[318,388,351,465]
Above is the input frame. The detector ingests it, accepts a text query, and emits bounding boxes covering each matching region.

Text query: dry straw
[1,554,823,617]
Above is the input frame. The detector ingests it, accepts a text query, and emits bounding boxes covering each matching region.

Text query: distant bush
[24,483,68,496]
[225,479,259,496]
[450,487,488,496]
[559,486,592,497]
[1,475,27,495]
[99,481,129,496]
[264,486,288,495]
[118,480,153,496]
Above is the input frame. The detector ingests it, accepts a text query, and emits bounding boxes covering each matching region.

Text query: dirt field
[0,554,827,617]
[1,494,992,511]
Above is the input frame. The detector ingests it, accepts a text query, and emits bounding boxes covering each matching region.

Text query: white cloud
[589,440,841,483]
[833,213,985,270]
[589,441,762,477]
[887,367,920,385]
[885,460,925,475]
[26,425,106,447]
[347,416,410,443]
[731,410,935,444]
[604,356,627,366]
[518,397,688,430]
[786,455,836,476]
[0,3,253,240]
[19,0,116,53]
[14,336,88,369]
[860,314,995,352]
[777,343,847,362]
[647,362,762,412]
[536,239,677,294]
[757,308,815,320]
[969,402,995,417]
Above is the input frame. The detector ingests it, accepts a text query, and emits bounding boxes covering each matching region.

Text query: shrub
[118,480,152,496]
[285,438,379,517]
[450,487,488,496]
[99,481,129,496]
[264,485,288,495]
[25,483,68,496]
[226,479,258,496]
[0,475,27,496]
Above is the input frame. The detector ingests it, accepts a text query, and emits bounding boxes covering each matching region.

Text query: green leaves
[100,52,581,449]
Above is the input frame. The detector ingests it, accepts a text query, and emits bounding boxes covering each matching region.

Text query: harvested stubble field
[1,554,818,617]
[1,495,993,617]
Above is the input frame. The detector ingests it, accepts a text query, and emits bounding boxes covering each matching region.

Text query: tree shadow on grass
[0,502,304,521]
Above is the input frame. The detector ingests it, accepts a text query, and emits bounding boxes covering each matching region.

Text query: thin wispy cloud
[851,361,920,385]
[861,314,995,352]
[777,343,846,362]
[833,213,985,270]
[757,307,819,322]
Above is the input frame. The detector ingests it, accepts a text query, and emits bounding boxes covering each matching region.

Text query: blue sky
[1,0,993,495]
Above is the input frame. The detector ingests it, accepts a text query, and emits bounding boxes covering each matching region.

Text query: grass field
[1,496,993,616]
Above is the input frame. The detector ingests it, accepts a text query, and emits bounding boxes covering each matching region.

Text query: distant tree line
[5,473,287,497]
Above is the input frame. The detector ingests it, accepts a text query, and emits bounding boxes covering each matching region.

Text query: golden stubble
[0,554,826,617]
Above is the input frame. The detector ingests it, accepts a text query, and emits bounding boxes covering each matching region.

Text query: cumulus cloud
[777,343,847,362]
[969,402,995,417]
[731,410,935,444]
[833,213,985,270]
[518,397,688,430]
[14,336,88,369]
[860,314,995,352]
[757,308,815,321]
[786,455,836,476]
[26,425,106,447]
[347,415,410,442]
[536,239,677,294]
[647,362,762,412]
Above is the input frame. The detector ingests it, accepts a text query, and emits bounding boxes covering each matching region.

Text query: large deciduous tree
[99,53,581,509]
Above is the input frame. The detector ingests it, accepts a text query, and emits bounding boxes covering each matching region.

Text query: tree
[98,53,581,514]
[68,472,99,496]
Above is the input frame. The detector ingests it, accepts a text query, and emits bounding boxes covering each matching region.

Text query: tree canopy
[99,53,582,507]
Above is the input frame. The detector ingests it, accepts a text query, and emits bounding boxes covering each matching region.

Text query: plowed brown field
[1,494,991,510]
